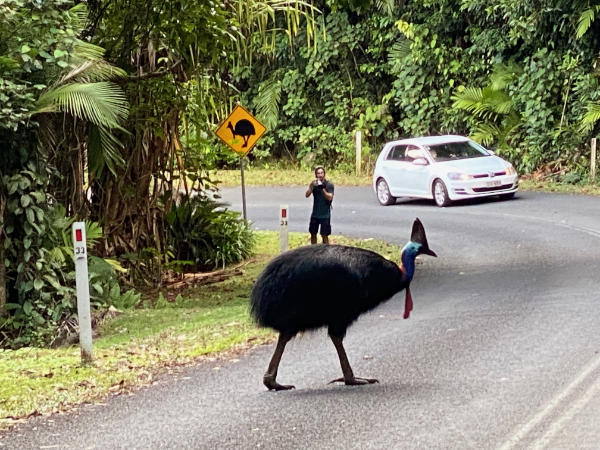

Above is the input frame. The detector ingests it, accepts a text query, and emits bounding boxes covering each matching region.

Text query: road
[2,187,600,449]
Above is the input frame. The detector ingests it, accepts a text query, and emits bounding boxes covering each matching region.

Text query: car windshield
[427,141,489,162]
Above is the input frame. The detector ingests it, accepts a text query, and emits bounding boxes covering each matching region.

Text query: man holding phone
[305,165,334,244]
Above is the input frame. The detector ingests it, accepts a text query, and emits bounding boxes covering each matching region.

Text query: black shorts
[309,217,331,236]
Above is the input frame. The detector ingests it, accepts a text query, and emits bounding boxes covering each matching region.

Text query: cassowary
[227,120,255,147]
[250,218,436,390]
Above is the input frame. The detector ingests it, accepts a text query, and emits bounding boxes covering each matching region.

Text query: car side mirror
[412,157,429,166]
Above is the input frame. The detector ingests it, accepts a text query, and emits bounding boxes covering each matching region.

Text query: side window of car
[405,146,424,162]
[386,145,407,161]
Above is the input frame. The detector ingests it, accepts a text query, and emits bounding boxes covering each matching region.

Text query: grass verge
[211,168,372,187]
[212,168,600,195]
[0,231,404,430]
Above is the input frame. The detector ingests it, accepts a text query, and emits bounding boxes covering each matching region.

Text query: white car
[372,135,519,207]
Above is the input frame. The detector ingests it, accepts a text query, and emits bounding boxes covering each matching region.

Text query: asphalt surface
[2,186,600,449]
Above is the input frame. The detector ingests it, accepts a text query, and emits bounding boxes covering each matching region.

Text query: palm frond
[98,126,126,175]
[388,38,411,63]
[471,123,500,147]
[576,7,600,39]
[255,76,282,130]
[493,99,515,115]
[452,87,483,111]
[497,113,523,146]
[71,41,110,62]
[66,3,89,32]
[58,60,127,85]
[580,101,600,131]
[375,0,395,15]
[35,81,128,129]
[482,88,512,115]
[88,124,125,177]
[490,63,521,91]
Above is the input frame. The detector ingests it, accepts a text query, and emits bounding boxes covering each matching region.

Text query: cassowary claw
[328,377,379,386]
[263,375,295,391]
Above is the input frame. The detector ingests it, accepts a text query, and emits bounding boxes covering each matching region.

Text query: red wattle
[404,287,413,319]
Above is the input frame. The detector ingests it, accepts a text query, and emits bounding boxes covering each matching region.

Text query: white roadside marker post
[73,222,93,363]
[279,205,289,253]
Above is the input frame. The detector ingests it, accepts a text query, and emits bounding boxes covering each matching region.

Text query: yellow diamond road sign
[215,105,266,156]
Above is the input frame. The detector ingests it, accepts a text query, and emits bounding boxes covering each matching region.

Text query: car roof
[385,135,470,147]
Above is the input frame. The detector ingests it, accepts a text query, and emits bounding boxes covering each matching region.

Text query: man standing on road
[305,165,334,244]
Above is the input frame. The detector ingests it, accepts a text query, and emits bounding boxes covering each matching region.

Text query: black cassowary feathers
[250,244,405,338]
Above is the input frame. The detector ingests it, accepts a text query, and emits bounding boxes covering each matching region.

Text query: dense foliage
[0,0,317,348]
[0,0,138,347]
[165,195,254,271]
[236,0,600,178]
[3,0,600,348]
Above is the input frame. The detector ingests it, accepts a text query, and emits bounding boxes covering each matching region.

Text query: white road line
[498,353,600,450]
[529,374,600,449]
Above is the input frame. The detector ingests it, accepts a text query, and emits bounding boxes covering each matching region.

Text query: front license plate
[486,180,502,187]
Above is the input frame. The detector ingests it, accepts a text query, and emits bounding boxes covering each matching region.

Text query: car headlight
[505,164,516,175]
[448,172,473,181]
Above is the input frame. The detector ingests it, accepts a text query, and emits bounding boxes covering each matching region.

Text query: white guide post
[591,138,597,183]
[355,130,362,176]
[279,205,289,253]
[73,222,93,363]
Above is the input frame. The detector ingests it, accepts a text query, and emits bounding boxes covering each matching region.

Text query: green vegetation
[0,231,403,429]
[238,1,600,178]
[3,0,600,366]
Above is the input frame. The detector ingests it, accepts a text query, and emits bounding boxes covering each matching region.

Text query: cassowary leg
[263,332,295,391]
[329,335,378,386]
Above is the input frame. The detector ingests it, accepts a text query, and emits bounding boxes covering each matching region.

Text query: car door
[380,144,411,195]
[402,145,431,196]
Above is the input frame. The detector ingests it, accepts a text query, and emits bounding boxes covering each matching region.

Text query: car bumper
[447,176,519,200]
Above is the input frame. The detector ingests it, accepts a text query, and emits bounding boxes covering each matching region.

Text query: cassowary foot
[263,374,295,391]
[328,376,379,386]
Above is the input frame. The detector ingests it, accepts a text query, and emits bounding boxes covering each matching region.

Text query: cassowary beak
[411,218,437,257]
[421,247,437,257]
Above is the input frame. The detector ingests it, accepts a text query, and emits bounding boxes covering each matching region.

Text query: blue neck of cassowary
[400,241,422,282]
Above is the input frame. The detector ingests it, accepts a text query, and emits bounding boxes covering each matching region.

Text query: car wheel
[376,179,396,206]
[500,192,516,200]
[433,179,451,207]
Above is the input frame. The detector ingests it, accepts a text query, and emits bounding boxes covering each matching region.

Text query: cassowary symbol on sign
[250,218,437,390]
[227,120,255,148]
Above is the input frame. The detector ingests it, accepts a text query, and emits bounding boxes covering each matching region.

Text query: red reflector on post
[75,229,83,242]
[282,209,287,218]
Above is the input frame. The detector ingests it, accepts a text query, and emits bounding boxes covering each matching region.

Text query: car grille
[472,183,514,193]
[472,171,507,178]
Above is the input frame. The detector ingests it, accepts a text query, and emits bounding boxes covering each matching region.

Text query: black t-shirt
[311,180,334,219]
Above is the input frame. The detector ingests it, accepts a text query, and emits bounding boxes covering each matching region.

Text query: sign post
[73,222,93,363]
[279,205,289,253]
[240,157,247,221]
[215,105,267,222]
